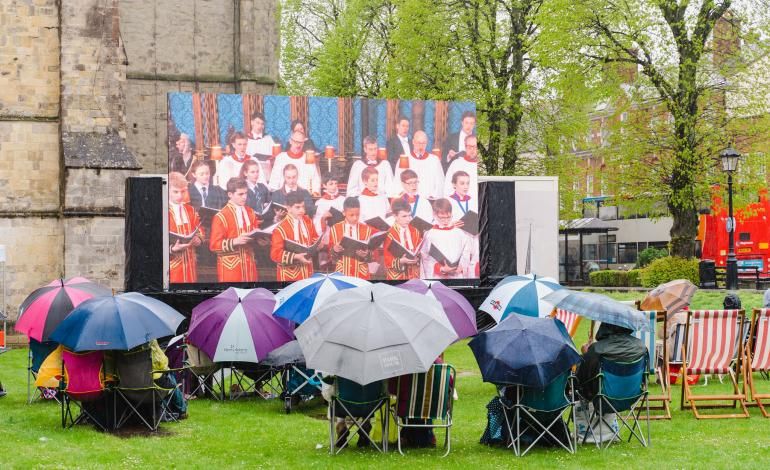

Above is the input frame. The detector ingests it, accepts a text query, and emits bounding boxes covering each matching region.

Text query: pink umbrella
[397,279,477,340]
[15,277,111,342]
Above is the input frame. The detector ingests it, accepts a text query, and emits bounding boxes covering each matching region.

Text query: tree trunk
[667,106,699,258]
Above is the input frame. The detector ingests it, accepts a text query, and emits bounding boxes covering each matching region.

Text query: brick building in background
[0,0,278,319]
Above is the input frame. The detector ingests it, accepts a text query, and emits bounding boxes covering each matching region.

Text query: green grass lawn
[1,290,770,468]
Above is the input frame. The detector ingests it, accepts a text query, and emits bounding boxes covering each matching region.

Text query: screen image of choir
[167,111,480,284]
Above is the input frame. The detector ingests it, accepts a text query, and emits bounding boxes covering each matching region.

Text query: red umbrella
[15,277,111,342]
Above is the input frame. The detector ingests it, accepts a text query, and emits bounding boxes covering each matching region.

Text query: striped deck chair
[391,364,456,456]
[745,308,770,417]
[632,310,670,420]
[680,309,749,419]
[552,309,582,337]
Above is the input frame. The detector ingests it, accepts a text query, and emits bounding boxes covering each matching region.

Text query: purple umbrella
[397,279,478,340]
[188,288,293,363]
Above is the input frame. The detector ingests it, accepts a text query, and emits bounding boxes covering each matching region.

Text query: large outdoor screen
[166,93,478,285]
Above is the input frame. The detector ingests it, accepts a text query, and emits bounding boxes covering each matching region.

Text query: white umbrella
[295,283,457,384]
[479,273,564,323]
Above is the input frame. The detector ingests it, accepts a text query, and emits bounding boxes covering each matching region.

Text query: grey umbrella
[261,340,305,366]
[542,289,650,332]
[295,283,458,384]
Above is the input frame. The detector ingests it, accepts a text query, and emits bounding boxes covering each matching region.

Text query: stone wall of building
[1,0,278,320]
[0,1,62,317]
[120,0,278,174]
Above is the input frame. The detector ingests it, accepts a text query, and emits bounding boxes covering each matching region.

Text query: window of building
[617,243,639,264]
[739,232,751,242]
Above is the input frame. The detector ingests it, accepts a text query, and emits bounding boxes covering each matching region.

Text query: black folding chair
[113,347,178,431]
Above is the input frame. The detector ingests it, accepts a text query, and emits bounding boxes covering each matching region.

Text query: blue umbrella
[542,289,650,332]
[479,273,563,323]
[50,292,184,351]
[468,314,582,388]
[273,273,370,324]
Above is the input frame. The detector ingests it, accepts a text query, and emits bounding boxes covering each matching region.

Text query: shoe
[177,412,188,420]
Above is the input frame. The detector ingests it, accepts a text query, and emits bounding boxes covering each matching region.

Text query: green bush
[636,246,668,268]
[589,270,628,287]
[640,256,700,288]
[627,269,643,287]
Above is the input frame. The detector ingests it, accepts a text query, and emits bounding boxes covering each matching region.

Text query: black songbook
[327,207,345,227]
[169,225,201,244]
[410,216,433,233]
[459,211,479,236]
[339,231,388,256]
[252,152,272,162]
[428,244,460,268]
[387,237,425,260]
[365,217,391,232]
[284,235,324,255]
[198,207,219,228]
[245,221,278,242]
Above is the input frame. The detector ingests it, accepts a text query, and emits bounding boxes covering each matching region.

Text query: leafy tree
[564,0,770,257]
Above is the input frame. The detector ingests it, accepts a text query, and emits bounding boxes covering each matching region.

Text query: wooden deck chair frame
[744,308,770,417]
[550,308,582,337]
[635,310,671,420]
[680,309,749,419]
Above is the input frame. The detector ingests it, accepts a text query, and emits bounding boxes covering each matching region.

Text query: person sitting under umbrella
[150,339,188,419]
[576,322,646,401]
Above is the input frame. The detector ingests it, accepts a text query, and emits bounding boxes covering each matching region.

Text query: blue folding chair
[501,371,576,456]
[581,356,649,449]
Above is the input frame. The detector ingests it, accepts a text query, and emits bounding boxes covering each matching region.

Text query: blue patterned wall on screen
[308,97,338,149]
[399,101,413,124]
[424,101,436,149]
[448,101,477,133]
[217,94,244,146]
[353,99,362,155]
[374,99,387,146]
[168,93,195,144]
[263,96,291,146]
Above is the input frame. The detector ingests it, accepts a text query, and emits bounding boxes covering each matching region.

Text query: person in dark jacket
[576,322,647,401]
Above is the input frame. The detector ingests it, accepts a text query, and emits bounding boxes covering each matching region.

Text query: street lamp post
[721,147,741,291]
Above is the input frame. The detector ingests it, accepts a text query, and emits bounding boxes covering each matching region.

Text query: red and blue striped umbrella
[15,277,111,342]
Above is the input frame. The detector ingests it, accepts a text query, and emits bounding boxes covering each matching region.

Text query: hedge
[627,269,643,287]
[639,256,700,288]
[589,270,629,287]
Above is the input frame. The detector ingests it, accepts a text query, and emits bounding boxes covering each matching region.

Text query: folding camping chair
[501,371,576,456]
[680,309,749,419]
[580,356,649,449]
[633,310,671,419]
[329,378,389,454]
[281,365,323,413]
[28,339,58,404]
[391,364,456,457]
[113,347,179,431]
[225,362,283,400]
[60,349,113,432]
[744,308,770,417]
[184,342,224,400]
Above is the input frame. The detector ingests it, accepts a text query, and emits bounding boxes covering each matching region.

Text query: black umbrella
[469,314,582,388]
